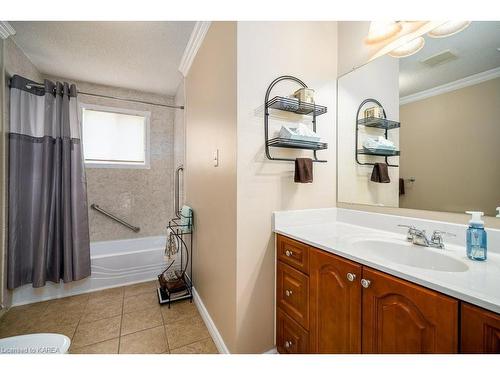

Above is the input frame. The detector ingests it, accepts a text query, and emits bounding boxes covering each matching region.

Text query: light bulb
[365,22,402,44]
[428,21,471,38]
[388,37,425,58]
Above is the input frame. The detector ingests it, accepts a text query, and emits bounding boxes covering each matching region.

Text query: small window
[81,104,150,169]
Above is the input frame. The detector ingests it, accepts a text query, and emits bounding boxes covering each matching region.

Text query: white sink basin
[350,238,469,272]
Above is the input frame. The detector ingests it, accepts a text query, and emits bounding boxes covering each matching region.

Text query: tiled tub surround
[0,281,218,354]
[273,208,500,314]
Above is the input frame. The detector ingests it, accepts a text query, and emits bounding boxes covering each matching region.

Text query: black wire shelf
[158,211,193,308]
[267,137,328,151]
[358,148,400,157]
[267,96,327,116]
[357,117,400,130]
[264,76,328,163]
[355,99,399,167]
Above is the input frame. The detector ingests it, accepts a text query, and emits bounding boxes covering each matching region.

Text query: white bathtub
[11,236,169,306]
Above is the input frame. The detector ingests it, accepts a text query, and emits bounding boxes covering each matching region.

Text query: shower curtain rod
[10,80,185,110]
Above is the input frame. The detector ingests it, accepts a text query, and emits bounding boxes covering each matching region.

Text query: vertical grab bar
[175,165,184,218]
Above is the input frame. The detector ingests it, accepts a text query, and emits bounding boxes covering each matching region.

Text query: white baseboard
[192,287,230,354]
[192,287,278,354]
[263,347,278,354]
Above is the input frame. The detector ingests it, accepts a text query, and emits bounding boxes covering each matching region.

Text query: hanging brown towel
[294,158,313,183]
[399,178,405,195]
[370,163,390,183]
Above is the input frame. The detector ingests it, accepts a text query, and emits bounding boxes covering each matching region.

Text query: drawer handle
[346,272,356,282]
[284,340,293,348]
[285,249,293,257]
[285,289,293,297]
[361,279,371,288]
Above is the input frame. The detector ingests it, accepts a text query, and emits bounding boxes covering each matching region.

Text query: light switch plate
[213,149,219,167]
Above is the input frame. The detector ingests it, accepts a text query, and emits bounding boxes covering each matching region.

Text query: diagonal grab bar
[91,204,140,233]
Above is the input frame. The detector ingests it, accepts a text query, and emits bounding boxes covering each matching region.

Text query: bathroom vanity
[273,208,500,354]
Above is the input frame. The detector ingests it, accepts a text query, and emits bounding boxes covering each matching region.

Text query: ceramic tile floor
[0,280,218,354]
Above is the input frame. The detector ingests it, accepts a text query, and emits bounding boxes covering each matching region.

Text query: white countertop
[273,208,500,314]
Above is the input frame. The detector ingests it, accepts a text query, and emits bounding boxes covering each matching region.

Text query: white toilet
[0,333,71,354]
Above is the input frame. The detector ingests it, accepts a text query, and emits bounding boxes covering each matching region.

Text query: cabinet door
[276,308,309,354]
[461,302,500,353]
[362,267,458,353]
[309,249,362,353]
[277,261,309,329]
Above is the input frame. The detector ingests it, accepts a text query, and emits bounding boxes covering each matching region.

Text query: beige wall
[185,22,238,352]
[186,21,338,353]
[400,78,500,216]
[236,21,338,353]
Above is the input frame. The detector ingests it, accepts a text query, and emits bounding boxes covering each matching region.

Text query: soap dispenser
[465,211,487,261]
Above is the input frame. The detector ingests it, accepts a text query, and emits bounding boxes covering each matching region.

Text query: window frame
[80,102,151,169]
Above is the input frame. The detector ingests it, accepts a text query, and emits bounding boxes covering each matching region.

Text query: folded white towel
[279,124,322,142]
[363,136,396,150]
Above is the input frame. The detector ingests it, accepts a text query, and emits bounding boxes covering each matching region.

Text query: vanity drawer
[277,234,309,274]
[277,261,309,329]
[277,308,309,354]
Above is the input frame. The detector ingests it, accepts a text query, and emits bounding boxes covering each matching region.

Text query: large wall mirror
[337,21,500,217]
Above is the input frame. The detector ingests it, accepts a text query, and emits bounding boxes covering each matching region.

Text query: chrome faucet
[398,225,455,249]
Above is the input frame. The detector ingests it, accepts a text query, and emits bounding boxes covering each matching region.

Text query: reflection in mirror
[338,21,500,217]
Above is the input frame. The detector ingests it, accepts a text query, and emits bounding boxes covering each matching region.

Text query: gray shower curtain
[7,75,91,289]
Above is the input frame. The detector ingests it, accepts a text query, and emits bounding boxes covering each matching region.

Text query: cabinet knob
[361,279,371,288]
[346,272,357,282]
[285,289,293,297]
[284,340,293,348]
[285,249,293,257]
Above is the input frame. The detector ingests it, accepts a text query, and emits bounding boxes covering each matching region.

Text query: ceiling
[399,21,500,97]
[10,21,195,96]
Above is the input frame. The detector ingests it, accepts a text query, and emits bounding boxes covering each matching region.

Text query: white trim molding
[178,21,211,77]
[263,347,278,354]
[400,67,500,105]
[0,22,15,39]
[192,287,230,354]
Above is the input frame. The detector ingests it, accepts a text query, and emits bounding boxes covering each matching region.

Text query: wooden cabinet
[309,248,362,353]
[461,302,500,353]
[276,234,499,354]
[276,235,311,354]
[361,267,458,353]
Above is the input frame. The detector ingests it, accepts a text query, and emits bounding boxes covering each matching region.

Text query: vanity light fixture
[367,21,441,61]
[427,21,471,38]
[365,21,402,44]
[388,37,425,58]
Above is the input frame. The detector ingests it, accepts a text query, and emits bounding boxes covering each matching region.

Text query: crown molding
[178,21,211,77]
[0,21,15,39]
[400,67,500,105]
